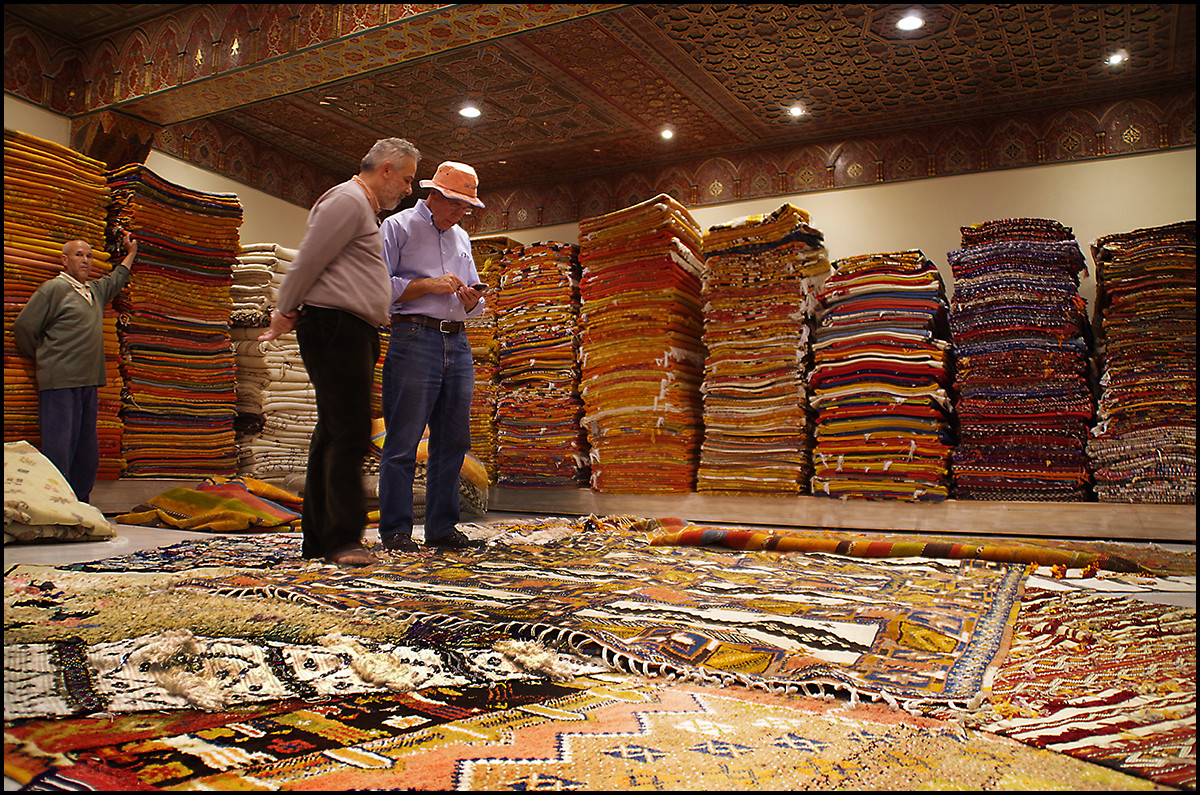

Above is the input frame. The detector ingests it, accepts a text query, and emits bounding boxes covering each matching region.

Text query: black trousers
[294,307,380,559]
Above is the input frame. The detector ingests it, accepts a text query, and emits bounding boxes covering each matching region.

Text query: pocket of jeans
[389,323,420,342]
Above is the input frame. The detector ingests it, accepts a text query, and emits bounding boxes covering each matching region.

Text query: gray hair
[361,138,421,172]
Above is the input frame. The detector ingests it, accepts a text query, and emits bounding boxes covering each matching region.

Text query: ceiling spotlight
[660,126,675,140]
[896,12,924,31]
[1107,49,1129,66]
[789,104,806,117]
[459,104,482,118]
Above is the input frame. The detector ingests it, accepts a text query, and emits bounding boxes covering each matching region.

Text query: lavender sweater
[275,179,391,328]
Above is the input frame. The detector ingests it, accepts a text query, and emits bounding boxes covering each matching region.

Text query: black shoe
[382,534,420,553]
[425,529,485,549]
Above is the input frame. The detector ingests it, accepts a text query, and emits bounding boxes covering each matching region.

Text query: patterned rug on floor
[5,673,1169,791]
[21,516,1030,713]
[646,518,1197,577]
[4,515,1192,789]
[928,586,1197,790]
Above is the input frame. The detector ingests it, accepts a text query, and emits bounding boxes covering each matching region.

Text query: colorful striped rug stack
[3,129,125,479]
[696,204,829,494]
[107,164,243,478]
[1087,220,1196,503]
[809,250,953,501]
[494,241,587,487]
[948,218,1095,501]
[578,194,706,492]
[466,236,516,484]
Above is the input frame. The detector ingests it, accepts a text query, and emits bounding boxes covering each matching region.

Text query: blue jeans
[295,307,380,559]
[38,386,99,502]
[379,320,475,543]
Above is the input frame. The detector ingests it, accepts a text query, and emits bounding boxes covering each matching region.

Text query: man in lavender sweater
[260,138,420,567]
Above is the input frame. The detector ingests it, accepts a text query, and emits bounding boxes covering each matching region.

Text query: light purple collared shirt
[379,199,484,321]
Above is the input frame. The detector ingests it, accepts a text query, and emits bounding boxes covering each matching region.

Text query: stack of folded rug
[229,243,279,328]
[696,204,829,494]
[948,218,1095,500]
[810,250,954,501]
[495,241,588,487]
[466,236,516,484]
[230,243,296,477]
[107,164,243,478]
[227,243,314,481]
[578,194,707,492]
[3,129,125,479]
[1088,220,1196,503]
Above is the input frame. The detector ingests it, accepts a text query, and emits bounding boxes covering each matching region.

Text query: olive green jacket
[13,265,131,390]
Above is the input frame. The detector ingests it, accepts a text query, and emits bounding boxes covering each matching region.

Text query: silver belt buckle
[439,319,455,333]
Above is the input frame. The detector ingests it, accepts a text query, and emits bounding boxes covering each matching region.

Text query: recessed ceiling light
[459,105,482,118]
[660,126,675,140]
[789,104,806,117]
[896,13,924,31]
[1107,49,1129,66]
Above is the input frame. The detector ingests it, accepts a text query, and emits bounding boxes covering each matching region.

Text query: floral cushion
[4,440,115,544]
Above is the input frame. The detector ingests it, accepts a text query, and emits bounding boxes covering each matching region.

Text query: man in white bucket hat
[377,162,488,552]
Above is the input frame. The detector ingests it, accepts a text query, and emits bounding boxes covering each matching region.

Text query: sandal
[326,545,378,568]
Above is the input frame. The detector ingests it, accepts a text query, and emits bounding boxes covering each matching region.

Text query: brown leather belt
[391,313,464,333]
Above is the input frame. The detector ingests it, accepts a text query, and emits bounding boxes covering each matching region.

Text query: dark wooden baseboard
[89,479,1195,542]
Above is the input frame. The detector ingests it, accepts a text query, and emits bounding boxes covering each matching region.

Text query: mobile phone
[470,283,490,293]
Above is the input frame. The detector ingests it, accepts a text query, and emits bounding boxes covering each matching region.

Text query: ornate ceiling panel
[5,3,1195,225]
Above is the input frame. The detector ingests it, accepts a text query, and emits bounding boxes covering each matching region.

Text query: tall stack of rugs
[3,130,124,478]
[1088,220,1196,503]
[466,236,517,484]
[947,218,1095,501]
[578,194,707,492]
[106,164,243,478]
[495,241,588,487]
[696,204,829,495]
[227,243,315,483]
[810,250,954,501]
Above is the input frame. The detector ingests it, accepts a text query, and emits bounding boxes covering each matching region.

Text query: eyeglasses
[447,199,473,215]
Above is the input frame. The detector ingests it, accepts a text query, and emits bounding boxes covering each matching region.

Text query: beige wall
[8,93,1196,312]
[503,150,1197,314]
[5,95,311,247]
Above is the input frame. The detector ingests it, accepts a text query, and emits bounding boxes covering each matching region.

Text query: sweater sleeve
[12,286,55,359]
[90,263,132,306]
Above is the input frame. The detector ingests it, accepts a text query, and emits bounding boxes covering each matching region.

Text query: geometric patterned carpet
[930,587,1197,789]
[4,674,1170,791]
[4,515,1194,790]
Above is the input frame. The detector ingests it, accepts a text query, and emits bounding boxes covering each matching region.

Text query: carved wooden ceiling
[5,3,1196,203]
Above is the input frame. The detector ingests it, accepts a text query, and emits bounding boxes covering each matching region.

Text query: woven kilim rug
[929,587,1197,789]
[648,519,1197,577]
[3,564,594,721]
[43,516,1030,714]
[4,515,1191,790]
[5,674,1167,791]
